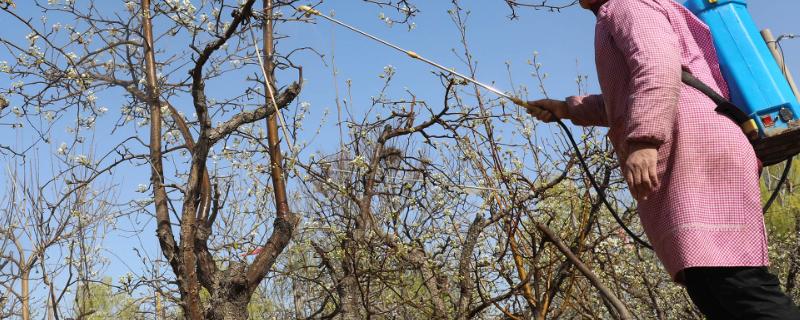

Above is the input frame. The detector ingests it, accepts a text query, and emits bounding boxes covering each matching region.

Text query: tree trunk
[205,263,251,320]
[141,0,200,317]
[46,294,54,320]
[292,276,304,318]
[21,269,30,320]
[155,290,164,320]
[339,239,362,320]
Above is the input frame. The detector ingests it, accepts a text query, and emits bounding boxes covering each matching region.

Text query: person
[526,0,800,318]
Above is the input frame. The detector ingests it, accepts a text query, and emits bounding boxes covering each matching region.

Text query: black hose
[555,119,654,250]
[763,157,793,214]
[559,113,793,248]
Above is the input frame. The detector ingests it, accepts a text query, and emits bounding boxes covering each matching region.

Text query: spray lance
[296,5,654,250]
[297,6,525,107]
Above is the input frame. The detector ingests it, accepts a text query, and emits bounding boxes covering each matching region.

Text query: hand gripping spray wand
[297,5,654,250]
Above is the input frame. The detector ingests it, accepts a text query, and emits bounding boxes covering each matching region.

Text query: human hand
[623,142,659,201]
[524,99,569,123]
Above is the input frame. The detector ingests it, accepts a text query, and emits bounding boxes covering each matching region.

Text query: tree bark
[21,268,29,320]
[456,215,485,319]
[204,263,251,320]
[244,0,300,298]
[142,0,201,316]
[339,240,362,320]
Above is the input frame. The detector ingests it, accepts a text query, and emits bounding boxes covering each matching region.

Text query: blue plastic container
[684,0,800,137]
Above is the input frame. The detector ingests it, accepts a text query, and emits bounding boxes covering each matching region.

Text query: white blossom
[350,155,368,169]
[74,155,91,166]
[25,32,39,45]
[57,142,67,155]
[379,65,395,79]
[66,68,78,79]
[378,12,393,27]
[86,91,97,105]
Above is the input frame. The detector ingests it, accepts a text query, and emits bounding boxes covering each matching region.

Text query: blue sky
[1,0,798,307]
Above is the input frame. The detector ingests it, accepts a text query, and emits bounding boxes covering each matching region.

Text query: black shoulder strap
[681,69,751,125]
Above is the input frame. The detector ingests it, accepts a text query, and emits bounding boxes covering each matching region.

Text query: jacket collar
[590,0,611,15]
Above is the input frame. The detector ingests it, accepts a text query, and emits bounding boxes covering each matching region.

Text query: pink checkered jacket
[566,0,768,280]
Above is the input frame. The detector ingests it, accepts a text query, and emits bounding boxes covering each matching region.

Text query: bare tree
[0,152,116,320]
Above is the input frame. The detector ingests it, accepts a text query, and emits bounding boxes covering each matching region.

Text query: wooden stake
[762,29,800,101]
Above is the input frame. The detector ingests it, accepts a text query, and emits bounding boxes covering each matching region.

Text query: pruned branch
[208,82,301,143]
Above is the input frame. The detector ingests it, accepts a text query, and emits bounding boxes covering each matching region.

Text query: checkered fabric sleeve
[602,0,682,147]
[566,94,609,127]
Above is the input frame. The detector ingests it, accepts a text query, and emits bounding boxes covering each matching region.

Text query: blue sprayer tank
[683,0,800,137]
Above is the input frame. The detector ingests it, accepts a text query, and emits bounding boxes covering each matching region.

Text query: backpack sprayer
[683,0,800,167]
[682,0,800,213]
[296,1,799,250]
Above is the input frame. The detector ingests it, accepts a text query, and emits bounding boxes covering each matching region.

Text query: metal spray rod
[297,5,527,107]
